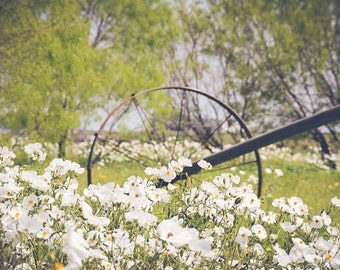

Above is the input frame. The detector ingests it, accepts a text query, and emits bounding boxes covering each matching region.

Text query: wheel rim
[87,86,263,196]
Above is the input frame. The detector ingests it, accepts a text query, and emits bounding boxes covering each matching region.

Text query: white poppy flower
[236,226,251,248]
[197,159,212,170]
[331,196,340,207]
[22,194,38,210]
[159,166,176,183]
[251,224,267,240]
[24,143,46,161]
[310,215,323,229]
[178,157,192,167]
[125,210,157,226]
[157,219,195,248]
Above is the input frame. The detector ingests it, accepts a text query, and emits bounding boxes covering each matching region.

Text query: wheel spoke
[88,86,263,196]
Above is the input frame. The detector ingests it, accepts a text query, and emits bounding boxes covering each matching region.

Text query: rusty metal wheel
[87,86,262,196]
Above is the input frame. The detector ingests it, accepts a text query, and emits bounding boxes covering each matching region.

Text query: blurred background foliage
[0,0,339,158]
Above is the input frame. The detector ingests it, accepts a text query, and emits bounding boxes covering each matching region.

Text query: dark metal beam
[174,104,340,182]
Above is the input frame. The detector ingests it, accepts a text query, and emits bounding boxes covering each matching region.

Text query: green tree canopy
[164,0,340,155]
[0,0,175,157]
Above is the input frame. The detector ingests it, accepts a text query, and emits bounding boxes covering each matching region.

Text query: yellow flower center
[55,262,64,269]
[326,253,333,261]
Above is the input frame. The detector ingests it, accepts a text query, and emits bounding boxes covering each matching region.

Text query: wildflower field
[0,141,339,269]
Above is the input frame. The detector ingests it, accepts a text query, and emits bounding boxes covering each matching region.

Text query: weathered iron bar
[168,104,340,188]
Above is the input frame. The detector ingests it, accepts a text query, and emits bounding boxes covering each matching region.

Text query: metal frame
[87,85,340,198]
[87,86,263,195]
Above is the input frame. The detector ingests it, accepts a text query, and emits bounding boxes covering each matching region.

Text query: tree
[165,0,340,158]
[161,0,211,88]
[259,0,340,158]
[0,0,174,157]
[0,1,104,157]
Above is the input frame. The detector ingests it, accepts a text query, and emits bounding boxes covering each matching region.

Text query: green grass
[78,161,147,188]
[79,157,340,219]
[260,160,340,214]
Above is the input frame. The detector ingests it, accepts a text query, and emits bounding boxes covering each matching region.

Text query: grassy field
[4,134,338,218]
[2,141,339,269]
[78,152,340,218]
[260,160,340,215]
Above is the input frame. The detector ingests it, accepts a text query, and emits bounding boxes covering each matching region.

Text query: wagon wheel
[87,86,263,196]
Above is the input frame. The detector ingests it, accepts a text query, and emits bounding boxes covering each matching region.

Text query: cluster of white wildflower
[72,137,218,167]
[144,157,193,183]
[271,196,340,268]
[71,137,340,172]
[260,144,340,170]
[0,143,339,269]
[0,146,16,167]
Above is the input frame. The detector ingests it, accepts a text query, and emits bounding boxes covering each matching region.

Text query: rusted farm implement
[87,86,340,197]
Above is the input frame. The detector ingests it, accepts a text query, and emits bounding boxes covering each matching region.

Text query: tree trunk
[57,131,68,158]
[310,129,336,169]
